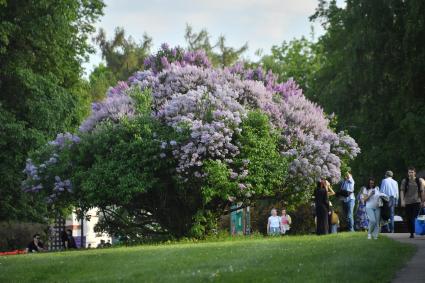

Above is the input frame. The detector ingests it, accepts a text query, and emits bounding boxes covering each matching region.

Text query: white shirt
[380,177,399,198]
[365,187,384,209]
[341,176,355,202]
[268,216,280,228]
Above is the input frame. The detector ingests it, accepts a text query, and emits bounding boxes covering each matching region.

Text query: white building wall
[65,208,111,248]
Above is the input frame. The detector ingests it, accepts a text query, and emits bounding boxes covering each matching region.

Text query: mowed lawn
[0,233,415,283]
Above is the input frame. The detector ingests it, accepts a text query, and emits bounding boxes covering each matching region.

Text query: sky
[84,0,333,75]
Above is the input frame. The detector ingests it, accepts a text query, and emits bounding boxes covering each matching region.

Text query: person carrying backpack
[400,167,425,238]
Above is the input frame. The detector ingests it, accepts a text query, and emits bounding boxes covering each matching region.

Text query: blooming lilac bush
[23,44,360,238]
[79,81,134,132]
[127,47,359,185]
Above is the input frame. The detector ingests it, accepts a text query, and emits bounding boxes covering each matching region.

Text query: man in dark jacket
[27,234,46,253]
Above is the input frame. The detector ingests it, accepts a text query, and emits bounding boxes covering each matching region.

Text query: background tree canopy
[0,0,104,221]
[88,27,153,101]
[260,36,324,100]
[310,0,425,182]
[185,24,249,67]
[4,0,425,240]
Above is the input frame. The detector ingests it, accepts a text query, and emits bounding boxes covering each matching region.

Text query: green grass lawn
[0,233,415,283]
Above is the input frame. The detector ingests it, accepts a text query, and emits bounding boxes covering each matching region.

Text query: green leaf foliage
[0,0,104,221]
[311,0,425,180]
[260,36,324,99]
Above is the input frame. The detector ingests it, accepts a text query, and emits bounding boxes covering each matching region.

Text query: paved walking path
[385,233,425,283]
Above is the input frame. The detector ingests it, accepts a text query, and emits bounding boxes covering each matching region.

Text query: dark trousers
[328,213,332,234]
[382,196,396,233]
[405,203,421,235]
[316,205,329,235]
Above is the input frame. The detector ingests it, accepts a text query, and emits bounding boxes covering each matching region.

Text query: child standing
[330,207,340,234]
[267,208,281,235]
[280,209,292,235]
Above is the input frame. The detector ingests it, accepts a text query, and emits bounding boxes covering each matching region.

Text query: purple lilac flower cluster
[129,65,250,174]
[22,132,79,197]
[126,52,360,184]
[48,132,81,149]
[44,176,73,204]
[22,159,42,192]
[226,63,302,98]
[79,81,135,132]
[22,158,73,199]
[261,87,359,183]
[28,45,360,196]
[155,85,246,173]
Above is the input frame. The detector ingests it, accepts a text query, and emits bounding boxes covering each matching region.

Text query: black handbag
[380,197,390,221]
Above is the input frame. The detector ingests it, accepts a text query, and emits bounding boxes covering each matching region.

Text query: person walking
[280,208,292,235]
[339,172,355,231]
[380,170,399,233]
[315,178,330,235]
[400,167,425,238]
[355,185,369,231]
[267,208,281,236]
[363,178,385,240]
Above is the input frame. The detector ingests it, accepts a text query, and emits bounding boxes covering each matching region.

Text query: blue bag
[415,210,425,236]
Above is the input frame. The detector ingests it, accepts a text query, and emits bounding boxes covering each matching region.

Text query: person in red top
[280,208,292,235]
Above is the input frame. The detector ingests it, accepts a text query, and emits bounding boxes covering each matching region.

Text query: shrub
[0,222,48,252]
[22,45,360,239]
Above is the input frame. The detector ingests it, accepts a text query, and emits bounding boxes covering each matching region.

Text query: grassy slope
[0,233,415,283]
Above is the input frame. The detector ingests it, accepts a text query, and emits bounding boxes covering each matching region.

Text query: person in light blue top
[340,172,355,231]
[380,170,399,233]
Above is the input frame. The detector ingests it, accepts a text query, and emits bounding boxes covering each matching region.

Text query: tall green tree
[0,0,104,221]
[260,36,324,99]
[185,24,248,67]
[87,63,116,101]
[89,27,152,100]
[311,0,425,180]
